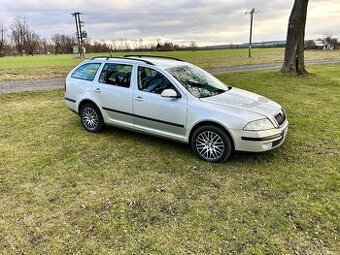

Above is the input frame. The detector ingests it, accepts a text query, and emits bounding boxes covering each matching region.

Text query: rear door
[92,62,135,129]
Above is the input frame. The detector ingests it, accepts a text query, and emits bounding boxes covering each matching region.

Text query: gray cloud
[0,0,339,45]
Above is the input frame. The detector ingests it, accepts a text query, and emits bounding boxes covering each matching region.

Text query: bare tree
[51,34,75,54]
[10,17,40,55]
[124,38,130,51]
[118,38,125,51]
[0,24,6,56]
[190,41,197,51]
[84,39,111,53]
[138,38,144,50]
[25,31,40,55]
[281,0,309,75]
[51,34,62,53]
[40,38,54,54]
[321,35,338,50]
[304,40,316,50]
[131,39,138,50]
[111,39,117,51]
[10,17,29,55]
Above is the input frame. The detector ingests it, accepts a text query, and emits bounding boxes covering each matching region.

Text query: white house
[313,40,333,50]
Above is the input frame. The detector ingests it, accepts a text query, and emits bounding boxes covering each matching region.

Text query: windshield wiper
[199,89,226,98]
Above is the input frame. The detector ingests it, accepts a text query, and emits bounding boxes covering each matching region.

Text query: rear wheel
[191,125,233,163]
[79,103,104,133]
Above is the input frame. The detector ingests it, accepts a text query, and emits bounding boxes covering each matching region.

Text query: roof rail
[126,57,155,65]
[90,56,155,65]
[90,56,112,60]
[124,54,184,62]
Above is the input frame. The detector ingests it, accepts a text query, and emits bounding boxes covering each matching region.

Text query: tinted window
[138,67,175,94]
[99,63,133,88]
[71,63,101,81]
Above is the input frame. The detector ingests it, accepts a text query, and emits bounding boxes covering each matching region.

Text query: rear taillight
[64,81,66,93]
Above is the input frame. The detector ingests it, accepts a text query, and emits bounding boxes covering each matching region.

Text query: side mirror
[161,89,179,98]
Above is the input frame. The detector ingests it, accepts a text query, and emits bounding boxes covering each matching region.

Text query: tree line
[0,17,189,57]
[0,14,339,59]
[0,17,113,56]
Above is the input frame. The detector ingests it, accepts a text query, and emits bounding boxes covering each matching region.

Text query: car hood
[199,87,282,118]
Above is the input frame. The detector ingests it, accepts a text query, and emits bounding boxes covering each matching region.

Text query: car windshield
[167,65,231,98]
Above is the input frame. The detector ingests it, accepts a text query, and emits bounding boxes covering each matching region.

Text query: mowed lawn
[1,48,340,82]
[0,65,339,254]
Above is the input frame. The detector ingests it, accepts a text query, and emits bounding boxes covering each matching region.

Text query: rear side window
[99,63,133,88]
[71,63,101,81]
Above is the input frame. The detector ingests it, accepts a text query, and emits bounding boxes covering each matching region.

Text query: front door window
[138,66,175,94]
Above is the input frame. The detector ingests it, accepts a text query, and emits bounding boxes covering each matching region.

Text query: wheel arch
[189,121,235,150]
[78,99,101,114]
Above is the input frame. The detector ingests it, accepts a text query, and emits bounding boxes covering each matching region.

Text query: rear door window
[71,63,101,81]
[98,63,133,88]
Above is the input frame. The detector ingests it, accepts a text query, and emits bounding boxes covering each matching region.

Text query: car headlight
[243,118,275,131]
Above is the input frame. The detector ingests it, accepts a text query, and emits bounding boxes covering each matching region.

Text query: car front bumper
[231,121,289,152]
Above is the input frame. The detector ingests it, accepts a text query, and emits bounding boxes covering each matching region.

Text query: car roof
[87,56,189,70]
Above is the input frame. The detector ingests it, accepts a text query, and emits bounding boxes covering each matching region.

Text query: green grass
[0,48,339,82]
[0,64,339,254]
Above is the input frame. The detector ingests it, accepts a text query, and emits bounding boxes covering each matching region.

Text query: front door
[132,66,187,140]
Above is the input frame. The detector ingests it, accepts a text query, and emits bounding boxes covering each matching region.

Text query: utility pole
[71,12,87,57]
[245,8,258,58]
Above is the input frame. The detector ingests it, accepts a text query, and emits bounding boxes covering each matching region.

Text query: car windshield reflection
[167,65,231,98]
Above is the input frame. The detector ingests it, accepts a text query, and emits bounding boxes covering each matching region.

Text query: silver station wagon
[64,55,288,163]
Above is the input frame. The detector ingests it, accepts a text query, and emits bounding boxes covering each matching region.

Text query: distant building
[313,40,333,50]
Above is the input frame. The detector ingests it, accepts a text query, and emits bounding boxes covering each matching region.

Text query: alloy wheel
[195,131,225,160]
[81,107,99,130]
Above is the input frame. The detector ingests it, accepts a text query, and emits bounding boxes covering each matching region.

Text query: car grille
[274,110,286,126]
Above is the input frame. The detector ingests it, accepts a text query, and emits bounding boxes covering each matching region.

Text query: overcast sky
[0,0,339,46]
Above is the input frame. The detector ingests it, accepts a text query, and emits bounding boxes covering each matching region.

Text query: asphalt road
[1,58,340,94]
[0,78,64,94]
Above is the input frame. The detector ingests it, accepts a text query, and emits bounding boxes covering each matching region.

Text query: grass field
[0,64,339,254]
[0,48,340,82]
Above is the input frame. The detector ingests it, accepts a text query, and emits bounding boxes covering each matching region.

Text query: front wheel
[79,103,104,133]
[191,125,233,163]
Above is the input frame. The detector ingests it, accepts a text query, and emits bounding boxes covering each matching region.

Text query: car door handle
[93,88,101,93]
[134,96,144,102]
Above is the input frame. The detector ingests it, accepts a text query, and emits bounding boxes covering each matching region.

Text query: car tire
[79,103,104,133]
[191,125,233,163]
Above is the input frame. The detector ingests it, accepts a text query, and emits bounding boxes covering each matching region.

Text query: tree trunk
[281,0,309,74]
[295,26,307,74]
